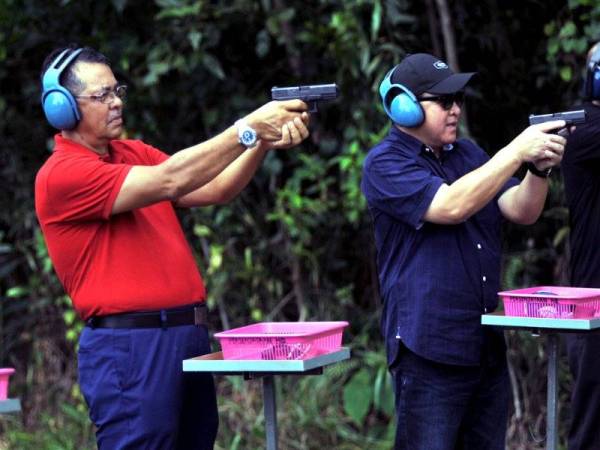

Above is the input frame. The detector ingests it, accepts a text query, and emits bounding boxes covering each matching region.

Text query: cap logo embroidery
[433,61,448,69]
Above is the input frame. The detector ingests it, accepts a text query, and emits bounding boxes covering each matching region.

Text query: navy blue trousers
[566,333,600,450]
[390,342,509,450]
[78,324,218,450]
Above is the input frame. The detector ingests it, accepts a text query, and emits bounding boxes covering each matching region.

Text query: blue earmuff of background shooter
[41,48,83,130]
[378,66,424,128]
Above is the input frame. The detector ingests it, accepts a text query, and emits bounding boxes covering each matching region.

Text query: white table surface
[183,347,351,373]
[481,311,600,331]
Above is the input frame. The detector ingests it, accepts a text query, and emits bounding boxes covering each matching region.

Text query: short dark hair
[40,44,111,95]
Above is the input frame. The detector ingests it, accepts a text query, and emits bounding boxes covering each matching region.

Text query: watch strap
[526,162,552,178]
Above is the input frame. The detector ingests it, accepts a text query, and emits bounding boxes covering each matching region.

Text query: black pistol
[528,109,586,135]
[271,83,339,113]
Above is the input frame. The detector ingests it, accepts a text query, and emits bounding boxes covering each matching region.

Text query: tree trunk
[434,0,460,71]
[425,0,443,58]
[434,0,471,136]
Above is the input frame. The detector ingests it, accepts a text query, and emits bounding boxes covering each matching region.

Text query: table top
[183,347,351,373]
[0,399,21,414]
[482,311,600,331]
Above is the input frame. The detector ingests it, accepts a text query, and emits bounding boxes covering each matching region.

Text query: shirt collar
[53,134,122,163]
[423,143,454,154]
[388,125,455,154]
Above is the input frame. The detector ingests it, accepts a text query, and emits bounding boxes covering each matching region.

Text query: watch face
[240,127,257,146]
[241,129,256,144]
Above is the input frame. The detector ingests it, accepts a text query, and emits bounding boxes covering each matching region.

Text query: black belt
[86,303,207,329]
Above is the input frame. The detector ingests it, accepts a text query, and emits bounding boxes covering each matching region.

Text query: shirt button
[482,275,487,282]
[484,307,488,313]
[477,243,482,250]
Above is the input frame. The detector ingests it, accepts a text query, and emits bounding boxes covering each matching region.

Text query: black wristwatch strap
[526,162,552,178]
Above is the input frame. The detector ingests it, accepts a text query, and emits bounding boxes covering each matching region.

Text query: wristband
[527,162,552,178]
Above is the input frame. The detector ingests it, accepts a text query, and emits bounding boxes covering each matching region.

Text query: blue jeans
[391,342,509,450]
[78,324,218,450]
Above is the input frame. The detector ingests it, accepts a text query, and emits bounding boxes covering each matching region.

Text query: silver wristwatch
[235,119,258,149]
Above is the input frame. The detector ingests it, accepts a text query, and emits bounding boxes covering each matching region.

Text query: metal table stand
[482,312,600,450]
[183,347,350,450]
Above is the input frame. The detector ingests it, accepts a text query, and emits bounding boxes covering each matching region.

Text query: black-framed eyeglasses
[76,84,127,104]
[417,91,465,110]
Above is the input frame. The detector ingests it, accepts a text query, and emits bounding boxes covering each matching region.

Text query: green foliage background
[1,0,599,448]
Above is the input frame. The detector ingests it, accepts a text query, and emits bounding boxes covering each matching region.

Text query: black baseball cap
[391,53,475,96]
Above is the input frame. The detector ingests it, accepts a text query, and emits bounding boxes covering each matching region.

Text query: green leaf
[193,224,211,237]
[142,61,170,86]
[562,38,575,52]
[256,29,271,58]
[371,0,382,41]
[290,194,303,209]
[63,309,76,325]
[244,247,253,269]
[343,368,373,424]
[155,3,200,20]
[559,65,573,82]
[339,156,352,171]
[559,21,577,38]
[547,39,560,57]
[6,286,28,298]
[251,308,263,321]
[188,30,203,51]
[553,226,570,247]
[66,329,78,342]
[543,23,556,36]
[203,53,225,80]
[209,245,224,271]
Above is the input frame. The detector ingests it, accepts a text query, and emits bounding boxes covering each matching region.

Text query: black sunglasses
[417,91,465,110]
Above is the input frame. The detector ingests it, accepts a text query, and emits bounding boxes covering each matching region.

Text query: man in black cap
[361,53,567,449]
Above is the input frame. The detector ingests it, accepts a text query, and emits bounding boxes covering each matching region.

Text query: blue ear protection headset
[379,66,424,127]
[41,48,83,130]
[584,44,600,100]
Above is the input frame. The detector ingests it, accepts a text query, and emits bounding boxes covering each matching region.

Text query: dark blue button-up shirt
[361,126,518,366]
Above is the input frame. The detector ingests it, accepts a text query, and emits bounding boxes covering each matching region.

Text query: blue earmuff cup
[389,93,424,128]
[43,90,79,130]
[379,67,424,128]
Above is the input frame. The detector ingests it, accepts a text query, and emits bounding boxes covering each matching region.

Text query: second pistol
[271,83,339,113]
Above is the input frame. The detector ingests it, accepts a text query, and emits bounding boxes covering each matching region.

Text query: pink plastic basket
[214,321,349,360]
[0,368,15,400]
[498,286,600,319]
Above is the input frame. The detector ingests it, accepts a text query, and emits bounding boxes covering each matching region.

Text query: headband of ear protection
[379,66,424,128]
[584,44,600,100]
[41,48,83,130]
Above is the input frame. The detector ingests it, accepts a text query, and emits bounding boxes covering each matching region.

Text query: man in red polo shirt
[35,44,310,450]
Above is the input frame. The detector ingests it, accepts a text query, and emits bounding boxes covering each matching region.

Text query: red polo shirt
[35,135,206,320]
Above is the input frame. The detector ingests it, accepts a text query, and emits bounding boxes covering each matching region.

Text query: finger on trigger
[537,119,566,133]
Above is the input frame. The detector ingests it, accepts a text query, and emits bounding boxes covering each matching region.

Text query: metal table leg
[547,333,559,450]
[263,375,278,450]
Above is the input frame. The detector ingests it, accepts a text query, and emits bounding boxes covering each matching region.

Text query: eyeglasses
[417,91,465,110]
[76,84,127,104]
